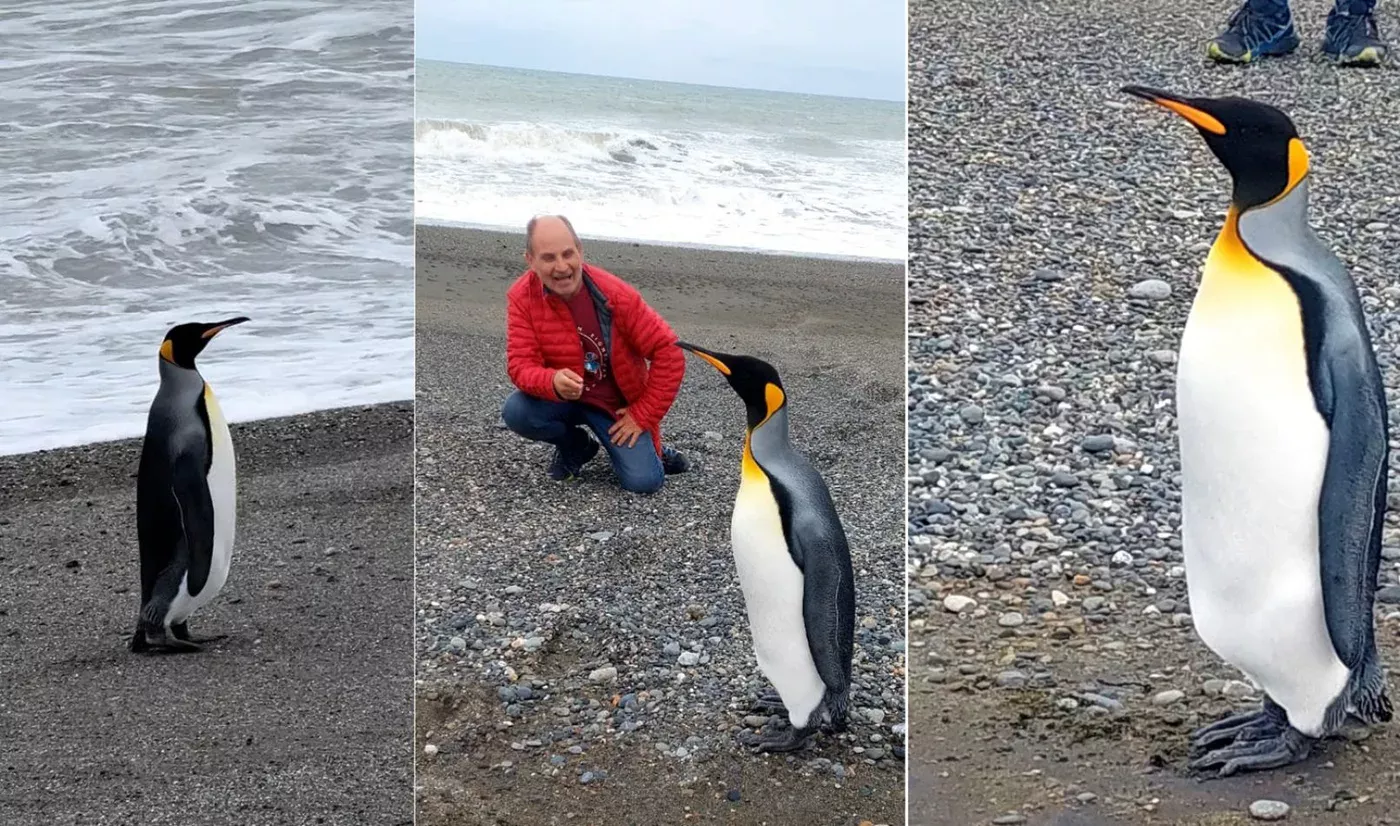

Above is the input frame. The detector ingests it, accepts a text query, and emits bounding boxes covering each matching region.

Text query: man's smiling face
[525,216,583,299]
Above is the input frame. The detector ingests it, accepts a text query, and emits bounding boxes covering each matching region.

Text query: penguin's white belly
[731,471,828,728]
[1176,303,1349,737]
[168,386,237,624]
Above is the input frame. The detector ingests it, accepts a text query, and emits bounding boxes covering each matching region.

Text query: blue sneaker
[1322,7,1388,65]
[1206,2,1301,63]
[547,428,599,481]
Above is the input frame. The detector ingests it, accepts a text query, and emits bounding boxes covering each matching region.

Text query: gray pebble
[1249,799,1290,821]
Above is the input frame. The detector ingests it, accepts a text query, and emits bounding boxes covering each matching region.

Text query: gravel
[908,0,1400,822]
[414,226,906,825]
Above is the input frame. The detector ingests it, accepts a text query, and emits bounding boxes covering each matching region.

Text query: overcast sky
[415,0,905,101]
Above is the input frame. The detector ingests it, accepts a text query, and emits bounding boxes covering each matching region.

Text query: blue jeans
[1250,0,1373,16]
[501,391,664,494]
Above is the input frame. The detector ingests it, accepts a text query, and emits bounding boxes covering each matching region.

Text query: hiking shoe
[1322,7,1388,65]
[548,429,599,481]
[1206,2,1300,63]
[661,446,690,475]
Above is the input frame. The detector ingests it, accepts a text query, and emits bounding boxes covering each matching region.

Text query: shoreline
[0,398,415,460]
[413,218,907,267]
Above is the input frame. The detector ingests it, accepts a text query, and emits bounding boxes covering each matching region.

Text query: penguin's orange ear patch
[159,340,175,363]
[764,383,785,418]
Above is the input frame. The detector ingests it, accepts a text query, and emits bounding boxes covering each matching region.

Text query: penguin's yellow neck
[1193,207,1298,324]
[739,383,787,483]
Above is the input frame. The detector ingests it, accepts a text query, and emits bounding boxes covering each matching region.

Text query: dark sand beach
[0,403,414,826]
[909,0,1400,823]
[414,225,907,825]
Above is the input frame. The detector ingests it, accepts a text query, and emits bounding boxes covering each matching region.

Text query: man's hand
[608,407,644,448]
[553,369,584,400]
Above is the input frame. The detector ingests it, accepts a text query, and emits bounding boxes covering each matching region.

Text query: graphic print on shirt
[579,325,608,390]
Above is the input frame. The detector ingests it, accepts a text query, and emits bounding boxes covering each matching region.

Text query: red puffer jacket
[505,264,685,457]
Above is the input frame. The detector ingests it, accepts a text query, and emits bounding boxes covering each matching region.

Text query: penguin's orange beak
[201,316,250,339]
[1121,85,1227,135]
[676,340,731,375]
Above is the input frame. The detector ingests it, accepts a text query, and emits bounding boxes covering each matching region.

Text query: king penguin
[1124,85,1392,776]
[132,316,249,653]
[677,341,856,752]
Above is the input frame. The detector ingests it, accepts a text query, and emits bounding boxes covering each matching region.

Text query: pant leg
[1334,0,1374,14]
[576,407,665,494]
[1248,0,1291,19]
[501,390,582,446]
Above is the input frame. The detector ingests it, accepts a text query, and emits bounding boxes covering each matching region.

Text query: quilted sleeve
[617,288,685,430]
[505,291,559,399]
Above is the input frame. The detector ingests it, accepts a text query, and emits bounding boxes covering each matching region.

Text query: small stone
[1129,279,1172,300]
[423,744,439,757]
[1376,585,1400,604]
[943,595,977,613]
[1082,596,1106,612]
[1081,435,1115,453]
[959,404,985,424]
[997,670,1027,689]
[726,789,741,802]
[1249,799,1290,821]
[992,815,1028,825]
[1082,693,1123,712]
[998,612,1025,628]
[588,666,618,683]
[677,651,700,666]
[1051,590,1070,608]
[1222,680,1255,699]
[1152,690,1185,707]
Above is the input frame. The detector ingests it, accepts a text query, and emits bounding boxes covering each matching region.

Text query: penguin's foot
[132,627,204,654]
[1188,726,1312,777]
[1189,706,1284,754]
[171,622,226,645]
[750,688,787,714]
[748,724,816,754]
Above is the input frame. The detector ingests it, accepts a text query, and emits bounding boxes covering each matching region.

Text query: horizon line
[415,57,906,105]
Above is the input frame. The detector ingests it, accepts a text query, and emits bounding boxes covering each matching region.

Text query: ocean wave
[414,116,904,261]
[415,119,674,166]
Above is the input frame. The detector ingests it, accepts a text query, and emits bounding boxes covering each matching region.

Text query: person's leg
[1206,0,1300,63]
[501,391,600,480]
[1323,0,1387,66]
[576,407,665,494]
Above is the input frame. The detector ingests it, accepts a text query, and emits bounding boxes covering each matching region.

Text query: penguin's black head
[1122,85,1308,211]
[160,317,249,369]
[676,341,785,429]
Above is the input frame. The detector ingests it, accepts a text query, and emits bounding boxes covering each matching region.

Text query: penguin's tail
[1348,650,1393,725]
[823,686,851,733]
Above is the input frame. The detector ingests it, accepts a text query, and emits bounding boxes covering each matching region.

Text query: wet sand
[0,403,414,826]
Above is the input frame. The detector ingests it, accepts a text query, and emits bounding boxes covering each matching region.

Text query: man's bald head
[525,215,581,255]
[524,214,585,298]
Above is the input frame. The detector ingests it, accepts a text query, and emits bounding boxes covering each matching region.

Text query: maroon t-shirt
[564,287,626,415]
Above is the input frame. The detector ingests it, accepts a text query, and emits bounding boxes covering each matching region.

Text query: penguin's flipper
[792,511,857,706]
[170,445,217,598]
[1314,332,1389,672]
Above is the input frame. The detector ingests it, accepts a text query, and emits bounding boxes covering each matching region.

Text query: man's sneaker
[1206,2,1300,63]
[661,446,690,475]
[1322,8,1388,65]
[548,430,599,481]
